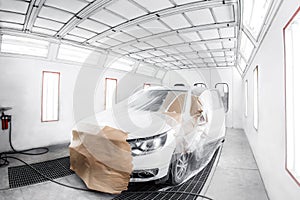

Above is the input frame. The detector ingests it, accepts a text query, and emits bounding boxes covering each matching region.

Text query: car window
[190,95,203,117]
[167,93,187,113]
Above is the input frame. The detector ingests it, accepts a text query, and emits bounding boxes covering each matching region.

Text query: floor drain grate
[114,148,219,200]
[8,156,74,188]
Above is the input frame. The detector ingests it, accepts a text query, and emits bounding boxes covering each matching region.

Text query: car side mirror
[198,112,207,126]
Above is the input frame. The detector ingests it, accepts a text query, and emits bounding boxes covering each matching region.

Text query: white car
[76,86,225,185]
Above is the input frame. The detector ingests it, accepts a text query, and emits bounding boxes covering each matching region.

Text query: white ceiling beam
[23,0,46,32]
[111,21,237,50]
[87,0,238,43]
[56,0,117,37]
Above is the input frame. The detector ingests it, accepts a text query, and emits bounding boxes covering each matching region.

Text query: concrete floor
[0,128,268,200]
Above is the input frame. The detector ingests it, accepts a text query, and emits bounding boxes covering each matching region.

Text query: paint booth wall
[0,55,161,152]
[242,0,300,199]
[163,67,243,128]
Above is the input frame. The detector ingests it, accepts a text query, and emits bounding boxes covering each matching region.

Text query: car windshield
[128,89,187,112]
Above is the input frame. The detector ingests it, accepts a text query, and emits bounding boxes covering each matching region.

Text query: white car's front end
[127,129,176,182]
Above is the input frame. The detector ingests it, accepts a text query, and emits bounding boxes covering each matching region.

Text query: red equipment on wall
[0,107,12,130]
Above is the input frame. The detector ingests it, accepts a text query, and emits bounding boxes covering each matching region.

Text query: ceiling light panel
[0,11,25,24]
[39,7,73,23]
[148,50,165,56]
[69,27,97,39]
[150,57,164,62]
[139,20,170,34]
[206,42,222,50]
[109,32,135,42]
[122,25,152,38]
[32,27,57,36]
[185,8,215,26]
[222,40,235,49]
[120,45,139,52]
[129,54,142,59]
[162,56,175,61]
[219,27,235,38]
[91,41,111,49]
[0,0,29,14]
[136,52,153,58]
[78,19,110,33]
[132,42,152,50]
[214,57,226,62]
[180,32,201,42]
[199,29,220,40]
[134,0,173,12]
[64,34,87,42]
[97,37,122,46]
[212,5,234,23]
[185,53,199,59]
[45,0,88,13]
[190,43,207,51]
[0,22,23,30]
[145,38,168,47]
[211,52,225,57]
[90,9,126,27]
[176,45,192,53]
[225,51,235,56]
[161,35,184,45]
[173,0,202,5]
[204,57,214,62]
[162,48,180,55]
[161,14,191,29]
[106,0,147,20]
[198,52,211,57]
[34,18,64,31]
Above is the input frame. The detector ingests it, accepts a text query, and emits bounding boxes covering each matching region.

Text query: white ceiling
[0,0,239,70]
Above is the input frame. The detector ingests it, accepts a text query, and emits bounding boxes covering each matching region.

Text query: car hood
[75,109,180,139]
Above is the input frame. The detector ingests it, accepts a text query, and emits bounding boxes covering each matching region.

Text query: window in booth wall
[144,83,151,89]
[41,71,60,122]
[194,83,207,88]
[253,66,259,130]
[284,7,300,186]
[245,80,248,117]
[105,78,117,110]
[215,83,229,113]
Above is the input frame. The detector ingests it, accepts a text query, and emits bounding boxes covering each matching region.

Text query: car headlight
[127,132,168,156]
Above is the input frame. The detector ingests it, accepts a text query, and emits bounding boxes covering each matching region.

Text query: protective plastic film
[70,87,225,193]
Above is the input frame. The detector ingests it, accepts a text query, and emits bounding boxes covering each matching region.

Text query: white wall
[163,67,243,128]
[242,0,300,199]
[0,55,161,152]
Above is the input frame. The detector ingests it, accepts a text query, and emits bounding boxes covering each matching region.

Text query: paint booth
[0,0,300,199]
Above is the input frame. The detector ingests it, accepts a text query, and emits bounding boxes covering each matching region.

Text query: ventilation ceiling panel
[122,25,152,38]
[161,14,191,29]
[90,9,126,27]
[78,19,110,33]
[106,0,147,20]
[134,0,173,12]
[212,5,234,23]
[185,9,215,26]
[35,18,64,31]
[39,7,73,23]
[139,20,170,34]
[0,0,29,14]
[44,0,87,13]
[0,11,25,24]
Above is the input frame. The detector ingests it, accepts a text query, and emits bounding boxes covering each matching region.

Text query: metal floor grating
[113,147,220,200]
[8,156,74,188]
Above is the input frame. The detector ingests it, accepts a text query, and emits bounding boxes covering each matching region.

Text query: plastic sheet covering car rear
[70,86,226,192]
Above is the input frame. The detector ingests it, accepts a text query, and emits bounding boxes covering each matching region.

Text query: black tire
[169,152,189,185]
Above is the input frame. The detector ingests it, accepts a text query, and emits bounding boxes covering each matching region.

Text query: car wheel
[169,153,189,185]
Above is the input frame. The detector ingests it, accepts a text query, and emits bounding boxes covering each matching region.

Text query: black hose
[0,120,214,200]
[0,120,49,167]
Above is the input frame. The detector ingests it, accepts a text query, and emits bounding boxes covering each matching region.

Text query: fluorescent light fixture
[1,34,49,57]
[108,57,135,71]
[57,44,99,64]
[136,64,156,76]
[243,0,273,39]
